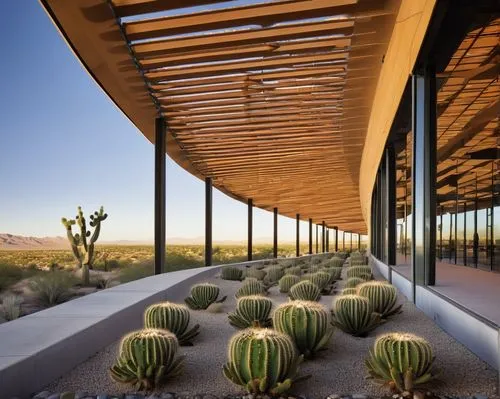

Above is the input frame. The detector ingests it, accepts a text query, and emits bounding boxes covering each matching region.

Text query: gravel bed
[45,267,497,398]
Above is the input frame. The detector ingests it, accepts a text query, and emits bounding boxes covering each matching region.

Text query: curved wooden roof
[40,0,408,234]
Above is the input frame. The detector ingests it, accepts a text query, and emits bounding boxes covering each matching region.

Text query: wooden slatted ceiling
[395,17,500,216]
[40,0,402,235]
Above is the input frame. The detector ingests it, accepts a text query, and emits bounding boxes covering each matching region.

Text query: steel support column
[273,207,278,258]
[326,228,329,252]
[296,214,300,257]
[316,225,319,253]
[386,145,397,265]
[308,218,313,254]
[334,226,338,252]
[154,117,166,275]
[411,66,437,293]
[248,198,253,261]
[358,234,361,250]
[321,221,326,253]
[439,206,443,260]
[205,177,213,267]
[343,231,345,251]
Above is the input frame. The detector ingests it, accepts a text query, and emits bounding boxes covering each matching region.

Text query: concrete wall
[371,255,499,370]
[0,255,322,398]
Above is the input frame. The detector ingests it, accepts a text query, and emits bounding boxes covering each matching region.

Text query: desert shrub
[28,271,77,307]
[118,259,154,283]
[0,263,24,292]
[1,294,23,321]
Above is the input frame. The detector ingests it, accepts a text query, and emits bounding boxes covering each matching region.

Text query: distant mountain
[0,233,69,250]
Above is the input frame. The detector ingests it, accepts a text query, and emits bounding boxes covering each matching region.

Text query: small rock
[413,392,425,399]
[161,394,175,399]
[146,395,160,399]
[402,393,411,398]
[47,394,60,399]
[473,396,487,399]
[352,395,368,399]
[75,393,89,399]
[327,396,340,399]
[33,392,51,399]
[60,393,75,399]
[124,396,143,399]
[96,395,109,399]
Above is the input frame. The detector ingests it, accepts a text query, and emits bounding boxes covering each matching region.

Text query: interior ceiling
[42,0,406,235]
[396,17,500,217]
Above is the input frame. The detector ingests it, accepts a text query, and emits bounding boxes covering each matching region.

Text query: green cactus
[303,271,332,292]
[341,288,357,295]
[289,280,321,301]
[285,266,302,276]
[331,295,381,336]
[236,278,267,298]
[245,267,267,281]
[61,206,108,285]
[223,327,307,395]
[264,265,285,284]
[345,277,365,288]
[221,266,243,281]
[324,266,343,281]
[273,301,333,358]
[357,281,402,318]
[228,295,273,329]
[109,328,184,390]
[278,275,301,293]
[327,257,345,268]
[366,332,438,393]
[347,266,372,280]
[144,302,200,346]
[308,264,323,273]
[184,283,226,310]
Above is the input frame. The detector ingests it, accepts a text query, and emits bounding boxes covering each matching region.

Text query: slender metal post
[386,145,397,265]
[343,231,345,251]
[308,218,313,254]
[404,143,408,259]
[334,226,338,252]
[321,221,326,252]
[463,202,467,266]
[439,206,443,260]
[316,225,319,253]
[448,210,453,262]
[350,232,353,252]
[490,161,495,270]
[154,117,166,275]
[411,65,437,294]
[326,228,329,252]
[248,199,253,261]
[473,195,478,268]
[296,214,300,257]
[273,207,278,258]
[358,234,361,250]
[454,185,458,265]
[205,177,213,267]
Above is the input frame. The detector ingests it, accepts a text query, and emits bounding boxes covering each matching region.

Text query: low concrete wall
[0,254,325,398]
[371,255,499,370]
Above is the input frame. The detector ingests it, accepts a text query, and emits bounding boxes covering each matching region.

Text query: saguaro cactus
[61,206,108,285]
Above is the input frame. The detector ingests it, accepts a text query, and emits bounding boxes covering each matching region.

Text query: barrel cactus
[341,288,357,295]
[331,295,381,336]
[324,266,342,281]
[289,280,321,301]
[346,266,372,280]
[345,277,365,288]
[144,302,200,346]
[265,266,285,284]
[328,257,345,268]
[184,283,226,310]
[221,266,243,281]
[366,333,437,393]
[223,327,306,394]
[308,264,323,273]
[273,301,333,358]
[303,271,332,291]
[245,267,267,280]
[228,295,273,329]
[236,278,267,298]
[285,266,302,276]
[278,275,301,293]
[110,329,184,390]
[357,281,402,318]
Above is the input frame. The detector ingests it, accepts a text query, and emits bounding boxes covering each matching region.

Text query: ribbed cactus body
[285,266,302,276]
[144,302,200,346]
[273,301,333,358]
[184,283,225,310]
[221,267,243,281]
[303,271,331,291]
[323,266,342,281]
[228,295,273,329]
[278,275,301,293]
[236,278,267,298]
[366,333,436,392]
[245,267,267,280]
[331,295,381,336]
[345,277,365,288]
[223,328,305,394]
[110,329,184,390]
[346,266,372,279]
[357,281,402,318]
[289,280,321,301]
[341,288,357,295]
[327,257,345,268]
[265,266,285,284]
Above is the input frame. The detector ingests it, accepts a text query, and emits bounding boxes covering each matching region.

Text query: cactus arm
[76,206,88,253]
[62,217,82,265]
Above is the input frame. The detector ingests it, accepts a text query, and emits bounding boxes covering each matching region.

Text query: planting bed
[45,265,497,398]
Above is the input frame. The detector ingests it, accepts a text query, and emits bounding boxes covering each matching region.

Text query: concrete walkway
[393,260,500,326]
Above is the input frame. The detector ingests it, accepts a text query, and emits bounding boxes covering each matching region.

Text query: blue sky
[0,1,319,243]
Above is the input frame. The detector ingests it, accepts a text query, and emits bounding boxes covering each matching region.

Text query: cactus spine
[184,283,226,310]
[285,266,302,276]
[144,302,200,346]
[331,295,381,336]
[324,266,343,281]
[61,206,108,285]
[221,266,243,281]
[278,275,301,293]
[228,295,273,329]
[110,329,184,390]
[289,280,321,301]
[273,301,333,358]
[223,328,306,394]
[365,332,437,393]
[328,257,345,268]
[346,266,372,280]
[236,278,267,298]
[245,267,267,281]
[303,271,332,291]
[345,277,365,288]
[264,266,285,284]
[341,288,357,296]
[357,281,402,318]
